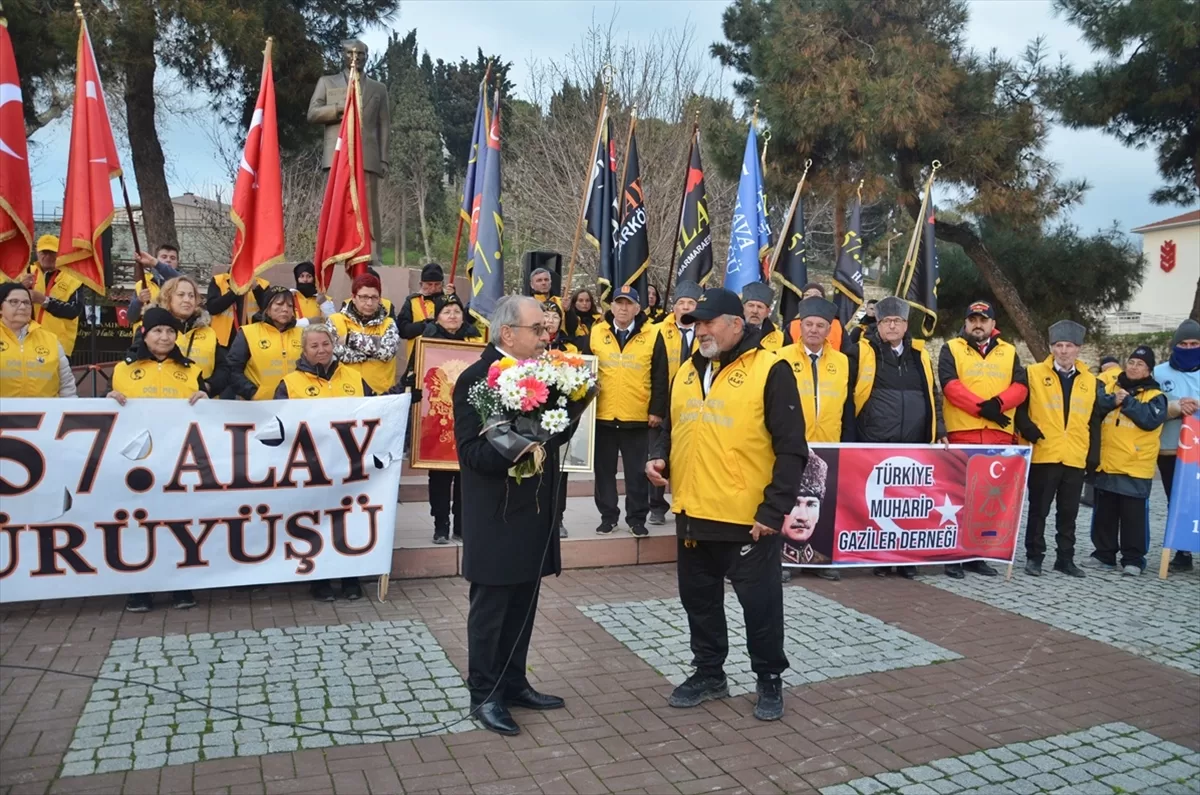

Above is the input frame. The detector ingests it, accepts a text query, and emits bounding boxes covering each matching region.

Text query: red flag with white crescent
[0,17,33,281]
[56,16,122,294]
[229,44,285,294]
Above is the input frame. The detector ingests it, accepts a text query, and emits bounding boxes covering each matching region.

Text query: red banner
[782,444,1031,567]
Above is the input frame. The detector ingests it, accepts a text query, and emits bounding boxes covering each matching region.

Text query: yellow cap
[36,234,59,253]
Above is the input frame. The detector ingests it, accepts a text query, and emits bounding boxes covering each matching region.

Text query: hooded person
[290,261,335,324]
[742,282,783,350]
[224,285,303,400]
[1087,345,1168,576]
[1154,319,1200,571]
[1014,319,1100,578]
[108,305,207,614]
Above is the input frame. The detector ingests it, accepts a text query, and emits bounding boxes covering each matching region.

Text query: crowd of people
[2,236,1197,614]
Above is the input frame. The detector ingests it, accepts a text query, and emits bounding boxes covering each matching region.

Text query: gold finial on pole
[752,99,760,126]
[856,178,865,199]
[74,0,84,19]
[931,159,942,173]
[631,104,638,121]
[601,62,615,94]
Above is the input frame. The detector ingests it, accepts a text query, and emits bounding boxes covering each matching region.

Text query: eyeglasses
[510,324,550,337]
[2,298,32,308]
[354,294,382,302]
[878,318,907,326]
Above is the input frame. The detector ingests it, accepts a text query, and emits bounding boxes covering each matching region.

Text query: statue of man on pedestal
[307,39,390,265]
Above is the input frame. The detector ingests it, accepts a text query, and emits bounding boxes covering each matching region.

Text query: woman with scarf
[332,273,402,395]
[291,261,336,325]
[138,275,227,397]
[402,294,483,544]
[224,286,303,400]
[1088,346,1168,576]
[1155,319,1200,572]
[109,307,207,612]
[563,288,601,349]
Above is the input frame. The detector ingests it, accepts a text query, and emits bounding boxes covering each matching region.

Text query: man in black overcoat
[452,295,574,736]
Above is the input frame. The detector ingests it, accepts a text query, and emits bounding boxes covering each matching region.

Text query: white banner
[0,395,410,603]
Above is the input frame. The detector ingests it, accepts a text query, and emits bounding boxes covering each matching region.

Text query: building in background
[1124,210,1199,326]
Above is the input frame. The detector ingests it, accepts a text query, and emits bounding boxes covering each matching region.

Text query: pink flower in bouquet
[516,376,549,411]
[487,364,502,388]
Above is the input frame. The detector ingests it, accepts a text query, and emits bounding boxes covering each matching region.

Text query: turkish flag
[312,71,371,292]
[960,452,1027,557]
[56,17,121,294]
[0,19,33,281]
[228,44,285,294]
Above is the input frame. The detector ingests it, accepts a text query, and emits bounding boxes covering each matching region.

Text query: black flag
[616,118,649,305]
[584,108,619,306]
[904,204,939,337]
[832,194,864,327]
[771,183,807,325]
[674,124,713,286]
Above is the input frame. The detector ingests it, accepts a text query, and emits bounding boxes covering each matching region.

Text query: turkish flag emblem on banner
[1164,416,1200,554]
[781,444,1031,568]
[57,16,122,294]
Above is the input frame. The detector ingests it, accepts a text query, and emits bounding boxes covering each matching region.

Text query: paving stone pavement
[820,722,1200,795]
[59,619,471,778]
[926,491,1200,675]
[579,587,960,695]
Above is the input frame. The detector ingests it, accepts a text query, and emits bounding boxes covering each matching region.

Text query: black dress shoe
[1025,560,1043,577]
[507,687,565,710]
[1053,559,1085,578]
[964,560,999,576]
[899,566,917,580]
[477,701,520,736]
[944,564,965,579]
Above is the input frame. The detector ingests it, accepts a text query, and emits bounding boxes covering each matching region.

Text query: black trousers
[1090,488,1149,569]
[1024,463,1086,563]
[428,470,461,534]
[594,425,650,526]
[677,535,788,678]
[555,472,569,529]
[466,580,538,706]
[648,427,669,514]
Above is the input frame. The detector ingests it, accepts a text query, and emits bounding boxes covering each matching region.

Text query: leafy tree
[14,0,399,262]
[431,50,514,179]
[890,221,1144,343]
[381,30,446,263]
[1047,0,1199,320]
[713,0,1089,358]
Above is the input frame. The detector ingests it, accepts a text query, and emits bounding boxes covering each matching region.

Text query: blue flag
[460,74,489,226]
[1163,415,1200,554]
[723,121,771,296]
[470,90,504,323]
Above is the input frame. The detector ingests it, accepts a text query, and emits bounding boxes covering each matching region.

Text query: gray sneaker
[1122,565,1142,577]
[1082,556,1116,571]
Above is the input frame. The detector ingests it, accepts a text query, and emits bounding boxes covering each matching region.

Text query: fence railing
[1102,312,1181,335]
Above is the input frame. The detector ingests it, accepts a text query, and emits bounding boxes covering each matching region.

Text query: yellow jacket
[277,360,368,399]
[231,322,303,400]
[23,265,82,356]
[0,322,61,397]
[111,353,202,399]
[209,273,268,347]
[780,341,851,443]
[941,335,1024,434]
[591,316,656,424]
[669,346,777,526]
[1021,358,1098,468]
[331,310,400,394]
[1098,382,1166,481]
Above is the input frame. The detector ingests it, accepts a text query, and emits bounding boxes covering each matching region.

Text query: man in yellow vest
[1088,346,1168,576]
[846,297,945,579]
[742,282,783,350]
[0,282,77,398]
[591,284,655,537]
[15,235,85,357]
[785,282,843,350]
[646,287,806,722]
[778,296,854,582]
[128,245,183,327]
[938,300,1028,578]
[648,280,702,525]
[397,262,448,363]
[1014,320,1098,578]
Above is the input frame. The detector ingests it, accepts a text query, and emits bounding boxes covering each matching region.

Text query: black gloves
[977,397,1011,428]
[1024,425,1045,444]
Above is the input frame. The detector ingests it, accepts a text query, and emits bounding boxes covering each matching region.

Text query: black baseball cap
[966,300,996,320]
[681,288,744,324]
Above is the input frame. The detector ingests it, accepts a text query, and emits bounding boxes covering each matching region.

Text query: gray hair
[301,324,336,348]
[530,267,551,279]
[491,295,539,332]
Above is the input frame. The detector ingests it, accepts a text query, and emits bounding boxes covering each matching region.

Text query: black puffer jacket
[848,329,944,443]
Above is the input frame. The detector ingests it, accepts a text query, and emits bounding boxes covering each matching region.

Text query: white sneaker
[1122,565,1142,577]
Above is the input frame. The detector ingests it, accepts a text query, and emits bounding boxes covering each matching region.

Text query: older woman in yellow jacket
[332,272,401,394]
[134,275,228,396]
[0,282,77,398]
[108,307,207,612]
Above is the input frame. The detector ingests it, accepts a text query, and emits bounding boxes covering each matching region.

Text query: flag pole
[767,158,811,278]
[75,0,141,289]
[895,160,939,300]
[449,60,492,287]
[562,63,613,300]
[664,110,699,304]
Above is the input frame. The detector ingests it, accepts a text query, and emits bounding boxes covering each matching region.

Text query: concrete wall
[1129,223,1199,320]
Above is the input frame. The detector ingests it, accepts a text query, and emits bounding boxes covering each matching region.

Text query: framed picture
[409,338,486,470]
[562,355,599,473]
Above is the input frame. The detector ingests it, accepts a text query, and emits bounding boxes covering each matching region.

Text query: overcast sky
[27,0,1180,235]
